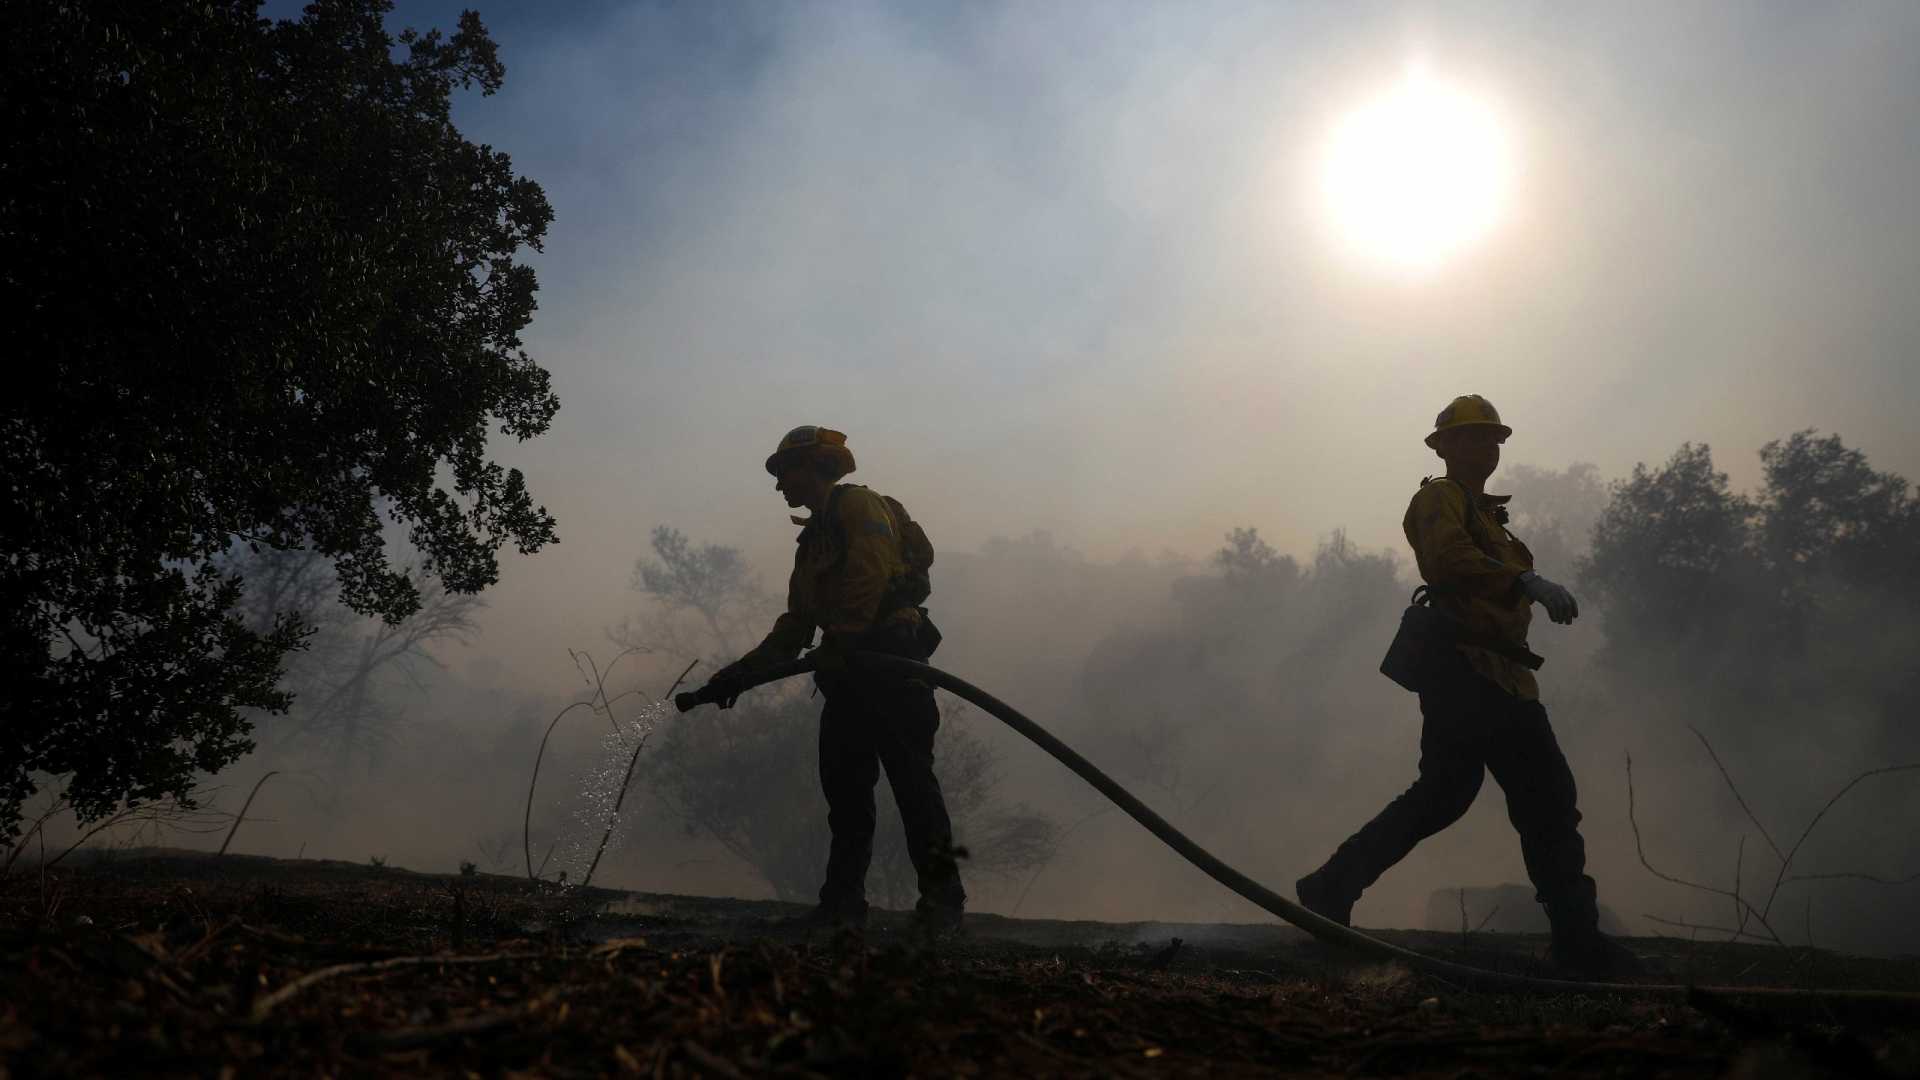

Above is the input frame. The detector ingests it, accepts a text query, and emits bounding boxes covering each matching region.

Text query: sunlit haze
[217,0,1920,957]
[1319,65,1513,273]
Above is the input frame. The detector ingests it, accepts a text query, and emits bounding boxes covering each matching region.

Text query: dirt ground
[2,851,1917,1078]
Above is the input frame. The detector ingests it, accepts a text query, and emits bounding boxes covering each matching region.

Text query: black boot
[1295,868,1355,927]
[1549,929,1643,978]
[910,900,963,940]
[787,897,868,932]
[1543,884,1640,978]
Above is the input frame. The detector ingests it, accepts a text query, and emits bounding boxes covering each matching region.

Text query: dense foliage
[0,0,557,837]
[1580,432,1920,754]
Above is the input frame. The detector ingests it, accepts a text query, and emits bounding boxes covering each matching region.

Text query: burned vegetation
[2,851,1918,1077]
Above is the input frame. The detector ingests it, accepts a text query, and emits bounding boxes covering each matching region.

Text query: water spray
[677,652,1920,1006]
[580,659,700,889]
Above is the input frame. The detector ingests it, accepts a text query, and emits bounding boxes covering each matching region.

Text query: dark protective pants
[813,662,966,916]
[1312,651,1600,937]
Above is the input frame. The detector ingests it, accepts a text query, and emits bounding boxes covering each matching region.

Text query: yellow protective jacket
[1402,478,1539,701]
[748,484,921,666]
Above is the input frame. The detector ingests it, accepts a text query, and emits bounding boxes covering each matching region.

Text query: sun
[1319,67,1514,274]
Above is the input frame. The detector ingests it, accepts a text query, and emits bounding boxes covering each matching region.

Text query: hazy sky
[212,2,1920,946]
[261,1,1920,678]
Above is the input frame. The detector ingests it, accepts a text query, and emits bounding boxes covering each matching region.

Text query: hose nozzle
[673,656,820,713]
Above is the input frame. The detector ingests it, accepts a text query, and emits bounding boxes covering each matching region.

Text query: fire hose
[677,652,1920,1006]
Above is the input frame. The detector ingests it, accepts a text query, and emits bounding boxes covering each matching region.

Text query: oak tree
[0,0,557,838]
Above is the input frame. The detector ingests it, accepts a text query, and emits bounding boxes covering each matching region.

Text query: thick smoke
[101,1,1920,955]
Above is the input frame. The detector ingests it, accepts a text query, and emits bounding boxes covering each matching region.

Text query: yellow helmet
[764,425,857,478]
[1424,395,1512,449]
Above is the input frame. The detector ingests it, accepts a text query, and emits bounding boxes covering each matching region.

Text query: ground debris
[3,852,1917,1077]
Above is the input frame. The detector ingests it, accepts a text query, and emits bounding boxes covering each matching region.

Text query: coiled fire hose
[678,652,1920,1005]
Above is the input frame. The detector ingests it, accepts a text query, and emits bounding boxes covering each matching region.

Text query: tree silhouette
[1582,433,1920,759]
[0,0,555,838]
[1579,444,1772,686]
[228,547,482,770]
[1080,527,1400,806]
[1759,430,1918,593]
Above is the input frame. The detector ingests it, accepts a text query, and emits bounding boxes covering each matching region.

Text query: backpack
[823,485,935,609]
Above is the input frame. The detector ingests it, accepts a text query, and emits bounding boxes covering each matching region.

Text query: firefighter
[697,426,965,934]
[1296,396,1639,976]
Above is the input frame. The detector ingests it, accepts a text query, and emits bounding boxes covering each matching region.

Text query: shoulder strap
[1425,476,1520,547]
[818,483,852,550]
[1412,481,1543,670]
[1439,477,1481,536]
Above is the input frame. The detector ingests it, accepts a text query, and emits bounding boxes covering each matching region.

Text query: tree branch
[1689,725,1783,861]
[250,952,542,1022]
[218,771,281,856]
[1765,761,1920,921]
[1625,751,1785,946]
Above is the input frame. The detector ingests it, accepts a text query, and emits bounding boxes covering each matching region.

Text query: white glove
[1519,571,1579,625]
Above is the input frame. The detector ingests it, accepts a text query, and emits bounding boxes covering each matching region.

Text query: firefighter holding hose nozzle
[690,426,965,935]
[1298,396,1641,978]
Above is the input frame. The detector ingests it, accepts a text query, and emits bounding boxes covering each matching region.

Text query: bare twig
[571,646,646,743]
[523,649,664,881]
[1640,914,1780,945]
[249,952,542,1022]
[1625,752,1784,946]
[1731,834,1748,942]
[662,657,700,703]
[173,917,241,969]
[1783,869,1920,886]
[45,798,229,872]
[38,829,50,920]
[1763,761,1920,923]
[579,659,697,890]
[2,788,72,878]
[580,730,652,891]
[1636,734,1920,952]
[219,771,281,856]
[1452,888,1498,935]
[680,1039,748,1079]
[523,700,595,881]
[356,1009,522,1049]
[1689,726,1783,861]
[1009,803,1111,917]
